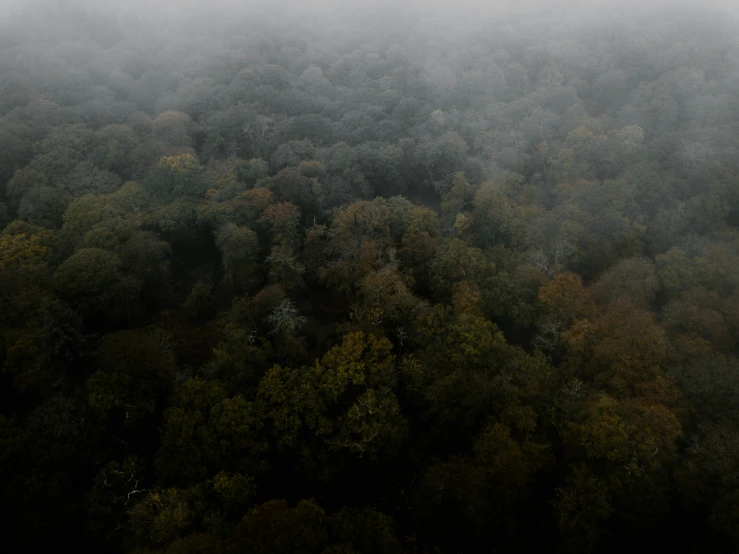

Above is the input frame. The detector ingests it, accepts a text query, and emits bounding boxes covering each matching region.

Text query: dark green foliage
[87,329,176,424]
[53,248,141,319]
[3,4,739,554]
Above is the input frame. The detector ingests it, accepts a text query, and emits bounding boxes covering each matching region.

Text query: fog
[3,0,739,19]
[4,0,739,553]
[3,0,738,49]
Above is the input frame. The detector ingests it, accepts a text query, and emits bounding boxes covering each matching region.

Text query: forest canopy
[2,1,739,552]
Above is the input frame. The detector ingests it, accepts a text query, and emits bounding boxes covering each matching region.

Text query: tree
[53,248,141,319]
[143,154,210,202]
[206,292,276,390]
[398,204,440,287]
[231,500,328,554]
[61,182,148,238]
[331,387,407,460]
[428,238,492,303]
[215,223,260,291]
[413,131,468,190]
[264,167,312,208]
[156,378,266,485]
[235,158,270,186]
[440,171,473,222]
[473,178,534,248]
[257,202,305,290]
[17,185,72,228]
[87,329,176,425]
[269,139,316,171]
[258,201,301,248]
[329,507,400,554]
[0,126,32,185]
[1,298,88,395]
[408,307,552,435]
[265,243,306,292]
[590,257,658,307]
[127,486,204,549]
[94,123,141,180]
[0,220,54,276]
[0,395,100,549]
[352,265,421,332]
[258,332,406,467]
[541,272,592,322]
[0,202,9,229]
[483,253,548,334]
[56,161,121,198]
[413,422,550,551]
[87,456,149,548]
[226,187,274,227]
[119,231,172,303]
[267,299,307,341]
[150,198,200,250]
[554,464,613,551]
[662,287,733,355]
[152,111,192,149]
[558,394,682,543]
[535,272,594,354]
[79,217,135,252]
[319,199,394,292]
[182,281,214,320]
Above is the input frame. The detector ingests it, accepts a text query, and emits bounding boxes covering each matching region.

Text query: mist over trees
[2,0,739,552]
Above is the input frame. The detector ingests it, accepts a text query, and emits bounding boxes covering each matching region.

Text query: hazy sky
[1,0,738,17]
[0,0,737,36]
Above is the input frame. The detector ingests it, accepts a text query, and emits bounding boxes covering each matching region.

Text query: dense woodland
[2,1,739,552]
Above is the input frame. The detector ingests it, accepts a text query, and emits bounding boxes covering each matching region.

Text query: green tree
[319,199,395,292]
[230,500,328,554]
[413,422,550,551]
[53,248,142,319]
[407,306,553,435]
[87,329,176,424]
[152,111,192,149]
[258,332,407,468]
[440,171,473,222]
[215,223,260,291]
[156,378,266,485]
[428,238,493,303]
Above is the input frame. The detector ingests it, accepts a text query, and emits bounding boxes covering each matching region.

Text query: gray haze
[2,0,739,19]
